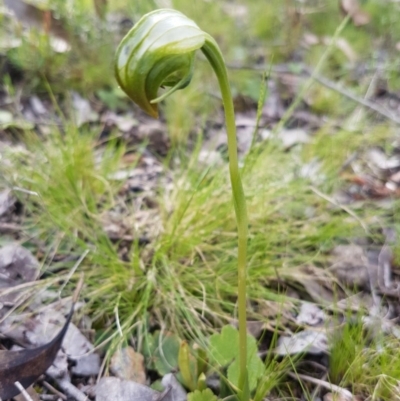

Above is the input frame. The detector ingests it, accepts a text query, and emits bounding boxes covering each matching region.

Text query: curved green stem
[201,37,249,400]
[114,10,250,397]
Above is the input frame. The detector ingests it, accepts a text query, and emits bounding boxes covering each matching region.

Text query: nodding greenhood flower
[115,9,210,118]
[115,9,251,400]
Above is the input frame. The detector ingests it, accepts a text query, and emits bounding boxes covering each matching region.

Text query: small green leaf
[209,325,239,366]
[178,340,197,391]
[208,325,265,392]
[154,332,180,375]
[195,345,208,376]
[144,331,181,376]
[150,379,164,392]
[188,388,218,401]
[197,373,207,391]
[142,332,157,370]
[227,334,264,392]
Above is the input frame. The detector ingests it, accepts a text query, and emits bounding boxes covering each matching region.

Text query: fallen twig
[45,377,87,401]
[227,61,400,126]
[14,382,34,401]
[0,222,22,233]
[41,380,67,401]
[39,395,59,401]
[288,372,354,400]
[309,70,400,125]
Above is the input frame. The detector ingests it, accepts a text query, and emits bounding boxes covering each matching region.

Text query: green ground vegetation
[1,0,400,399]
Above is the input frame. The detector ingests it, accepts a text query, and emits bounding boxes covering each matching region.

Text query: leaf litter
[1,103,399,398]
[0,263,85,401]
[1,102,399,397]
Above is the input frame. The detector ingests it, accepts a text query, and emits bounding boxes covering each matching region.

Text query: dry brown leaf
[262,79,285,121]
[296,302,326,327]
[160,374,187,401]
[0,189,15,217]
[278,128,310,149]
[13,385,40,401]
[0,243,40,308]
[323,391,355,401]
[72,353,101,376]
[330,244,372,289]
[340,0,371,26]
[334,38,358,63]
[136,120,170,156]
[245,321,265,338]
[95,377,160,401]
[101,211,133,242]
[71,92,99,127]
[367,147,400,173]
[4,0,71,51]
[0,304,73,400]
[320,36,358,63]
[301,32,319,47]
[110,347,146,384]
[276,330,328,356]
[290,265,344,303]
[101,111,138,133]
